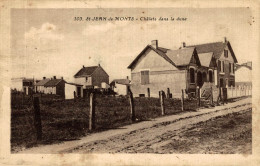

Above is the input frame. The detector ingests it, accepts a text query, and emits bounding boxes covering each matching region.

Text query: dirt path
[18,97,251,154]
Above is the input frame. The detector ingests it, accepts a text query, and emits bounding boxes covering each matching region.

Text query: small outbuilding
[44,77,66,97]
[110,78,130,96]
[65,82,83,99]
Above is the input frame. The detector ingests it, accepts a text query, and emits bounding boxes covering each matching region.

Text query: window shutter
[229,63,231,73]
[222,61,225,72]
[233,64,235,73]
[141,71,149,85]
[218,60,221,71]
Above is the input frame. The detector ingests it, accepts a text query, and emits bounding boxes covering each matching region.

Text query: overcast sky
[11,8,253,82]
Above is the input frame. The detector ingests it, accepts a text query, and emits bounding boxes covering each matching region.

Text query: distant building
[235,61,252,84]
[44,76,66,97]
[74,64,109,89]
[35,77,50,93]
[110,77,130,96]
[11,77,34,95]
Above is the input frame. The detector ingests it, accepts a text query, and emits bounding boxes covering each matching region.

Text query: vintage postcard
[0,0,260,165]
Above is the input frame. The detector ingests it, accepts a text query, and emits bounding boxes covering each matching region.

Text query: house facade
[188,37,238,88]
[35,77,50,93]
[74,64,109,89]
[128,40,203,98]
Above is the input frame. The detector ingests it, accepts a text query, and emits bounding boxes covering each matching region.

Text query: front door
[197,71,203,87]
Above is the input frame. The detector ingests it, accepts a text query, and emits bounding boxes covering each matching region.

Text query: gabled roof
[44,79,64,87]
[198,52,214,67]
[127,45,177,69]
[74,66,99,77]
[187,41,238,63]
[165,47,196,66]
[74,65,109,78]
[35,79,50,86]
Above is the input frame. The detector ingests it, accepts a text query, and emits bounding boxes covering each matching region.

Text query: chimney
[83,65,85,68]
[53,76,56,79]
[43,77,46,80]
[182,42,186,48]
[151,40,158,49]
[61,77,63,80]
[98,63,100,67]
[126,76,129,80]
[224,37,227,43]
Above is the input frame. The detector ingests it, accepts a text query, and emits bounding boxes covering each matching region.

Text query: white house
[74,64,109,89]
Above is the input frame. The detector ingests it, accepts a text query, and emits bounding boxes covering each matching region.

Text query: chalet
[128,40,203,98]
[110,77,130,96]
[74,64,109,89]
[187,37,238,88]
[44,76,66,97]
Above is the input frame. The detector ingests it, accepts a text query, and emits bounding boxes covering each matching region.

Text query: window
[190,68,195,83]
[209,70,213,82]
[85,77,88,82]
[224,50,228,58]
[222,61,225,72]
[218,60,224,73]
[141,70,149,85]
[229,80,235,87]
[220,78,224,88]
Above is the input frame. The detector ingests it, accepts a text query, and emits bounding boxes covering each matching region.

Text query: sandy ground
[18,97,251,154]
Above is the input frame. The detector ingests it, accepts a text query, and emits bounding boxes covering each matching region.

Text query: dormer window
[224,50,228,58]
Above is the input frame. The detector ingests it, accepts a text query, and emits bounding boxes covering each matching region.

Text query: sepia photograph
[1,0,260,165]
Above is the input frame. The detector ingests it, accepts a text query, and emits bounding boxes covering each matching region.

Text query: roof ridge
[187,41,224,47]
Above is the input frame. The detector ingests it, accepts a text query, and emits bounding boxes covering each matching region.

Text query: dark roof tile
[44,79,64,87]
[165,47,196,66]
[74,66,99,77]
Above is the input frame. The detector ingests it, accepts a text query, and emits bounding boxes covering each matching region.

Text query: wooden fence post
[147,88,150,98]
[181,89,184,111]
[74,91,76,100]
[167,88,170,98]
[197,88,201,107]
[160,91,165,115]
[210,87,214,106]
[89,92,96,131]
[128,87,135,122]
[33,97,42,141]
[221,88,225,104]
